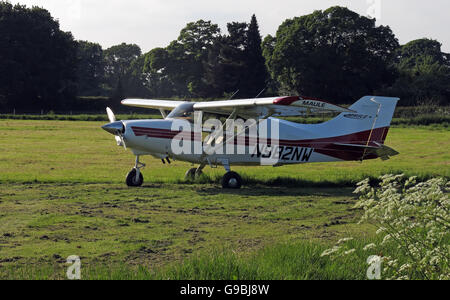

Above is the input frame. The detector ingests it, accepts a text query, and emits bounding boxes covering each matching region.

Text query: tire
[222,171,242,189]
[185,168,203,180]
[126,169,143,187]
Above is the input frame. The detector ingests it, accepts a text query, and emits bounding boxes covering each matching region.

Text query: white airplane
[102,96,399,189]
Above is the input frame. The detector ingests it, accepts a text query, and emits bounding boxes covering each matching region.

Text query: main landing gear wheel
[222,171,242,189]
[185,168,203,180]
[126,169,143,187]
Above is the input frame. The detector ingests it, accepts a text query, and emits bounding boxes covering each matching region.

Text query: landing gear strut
[126,155,145,187]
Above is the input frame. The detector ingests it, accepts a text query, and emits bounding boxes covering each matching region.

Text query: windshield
[167,102,195,121]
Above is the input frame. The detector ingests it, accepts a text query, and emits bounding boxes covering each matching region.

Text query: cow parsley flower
[363,243,376,251]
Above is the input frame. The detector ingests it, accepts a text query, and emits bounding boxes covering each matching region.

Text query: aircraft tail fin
[321,96,399,145]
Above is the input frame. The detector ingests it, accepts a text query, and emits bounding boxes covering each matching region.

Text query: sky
[8,0,450,53]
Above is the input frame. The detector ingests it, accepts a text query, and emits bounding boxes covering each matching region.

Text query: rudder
[317,96,400,145]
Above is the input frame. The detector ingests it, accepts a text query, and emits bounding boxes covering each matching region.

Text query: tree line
[0,2,448,112]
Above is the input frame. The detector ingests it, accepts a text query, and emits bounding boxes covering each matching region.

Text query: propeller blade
[104,107,126,150]
[106,107,116,123]
[115,135,127,150]
[121,136,127,150]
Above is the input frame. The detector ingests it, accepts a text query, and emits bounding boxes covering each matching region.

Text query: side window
[167,103,195,122]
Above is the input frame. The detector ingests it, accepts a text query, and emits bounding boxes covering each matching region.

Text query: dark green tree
[177,20,221,97]
[143,20,221,98]
[104,43,142,99]
[202,37,228,97]
[383,39,450,105]
[243,14,269,97]
[76,41,105,96]
[261,34,280,96]
[265,6,399,103]
[203,22,248,97]
[397,39,449,68]
[123,54,154,98]
[0,2,78,110]
[150,41,192,97]
[142,47,176,97]
[204,16,269,98]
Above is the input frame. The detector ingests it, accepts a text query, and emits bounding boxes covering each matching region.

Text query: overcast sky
[9,0,450,53]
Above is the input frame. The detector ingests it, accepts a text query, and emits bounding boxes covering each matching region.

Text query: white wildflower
[344,249,356,255]
[337,237,353,245]
[321,246,341,257]
[353,175,449,280]
[381,234,391,245]
[363,243,376,251]
[376,227,386,235]
[398,264,411,273]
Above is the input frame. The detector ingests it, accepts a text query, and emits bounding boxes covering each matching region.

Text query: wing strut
[203,110,274,159]
[203,108,238,156]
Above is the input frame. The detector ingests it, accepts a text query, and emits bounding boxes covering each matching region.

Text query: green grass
[0,237,413,280]
[0,119,448,279]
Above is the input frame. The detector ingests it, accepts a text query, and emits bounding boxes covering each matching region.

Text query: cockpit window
[167,102,195,121]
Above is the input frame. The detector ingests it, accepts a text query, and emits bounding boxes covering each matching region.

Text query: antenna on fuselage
[229,90,240,100]
[254,87,267,98]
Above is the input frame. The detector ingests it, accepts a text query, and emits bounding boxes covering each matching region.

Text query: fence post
[13,108,16,115]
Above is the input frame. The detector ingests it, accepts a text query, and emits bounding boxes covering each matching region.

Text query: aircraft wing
[193,96,353,119]
[121,96,353,119]
[121,99,185,110]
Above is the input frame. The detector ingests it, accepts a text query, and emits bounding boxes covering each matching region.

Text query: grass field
[0,119,448,279]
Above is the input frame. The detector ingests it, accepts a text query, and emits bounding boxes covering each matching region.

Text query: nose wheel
[126,155,145,187]
[126,169,144,187]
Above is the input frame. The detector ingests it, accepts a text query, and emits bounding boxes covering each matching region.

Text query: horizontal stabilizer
[333,143,399,160]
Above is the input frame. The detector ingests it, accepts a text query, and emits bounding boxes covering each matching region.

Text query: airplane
[101,95,400,189]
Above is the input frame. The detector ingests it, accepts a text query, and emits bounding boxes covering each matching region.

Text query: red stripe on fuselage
[132,127,202,141]
[131,126,389,161]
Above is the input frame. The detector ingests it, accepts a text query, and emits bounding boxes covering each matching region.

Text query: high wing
[121,96,353,119]
[121,99,185,110]
[193,96,353,119]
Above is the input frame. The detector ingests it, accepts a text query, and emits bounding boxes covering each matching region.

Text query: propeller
[106,107,116,123]
[102,107,127,150]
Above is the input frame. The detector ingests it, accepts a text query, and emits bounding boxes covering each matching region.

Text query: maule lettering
[302,100,325,108]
